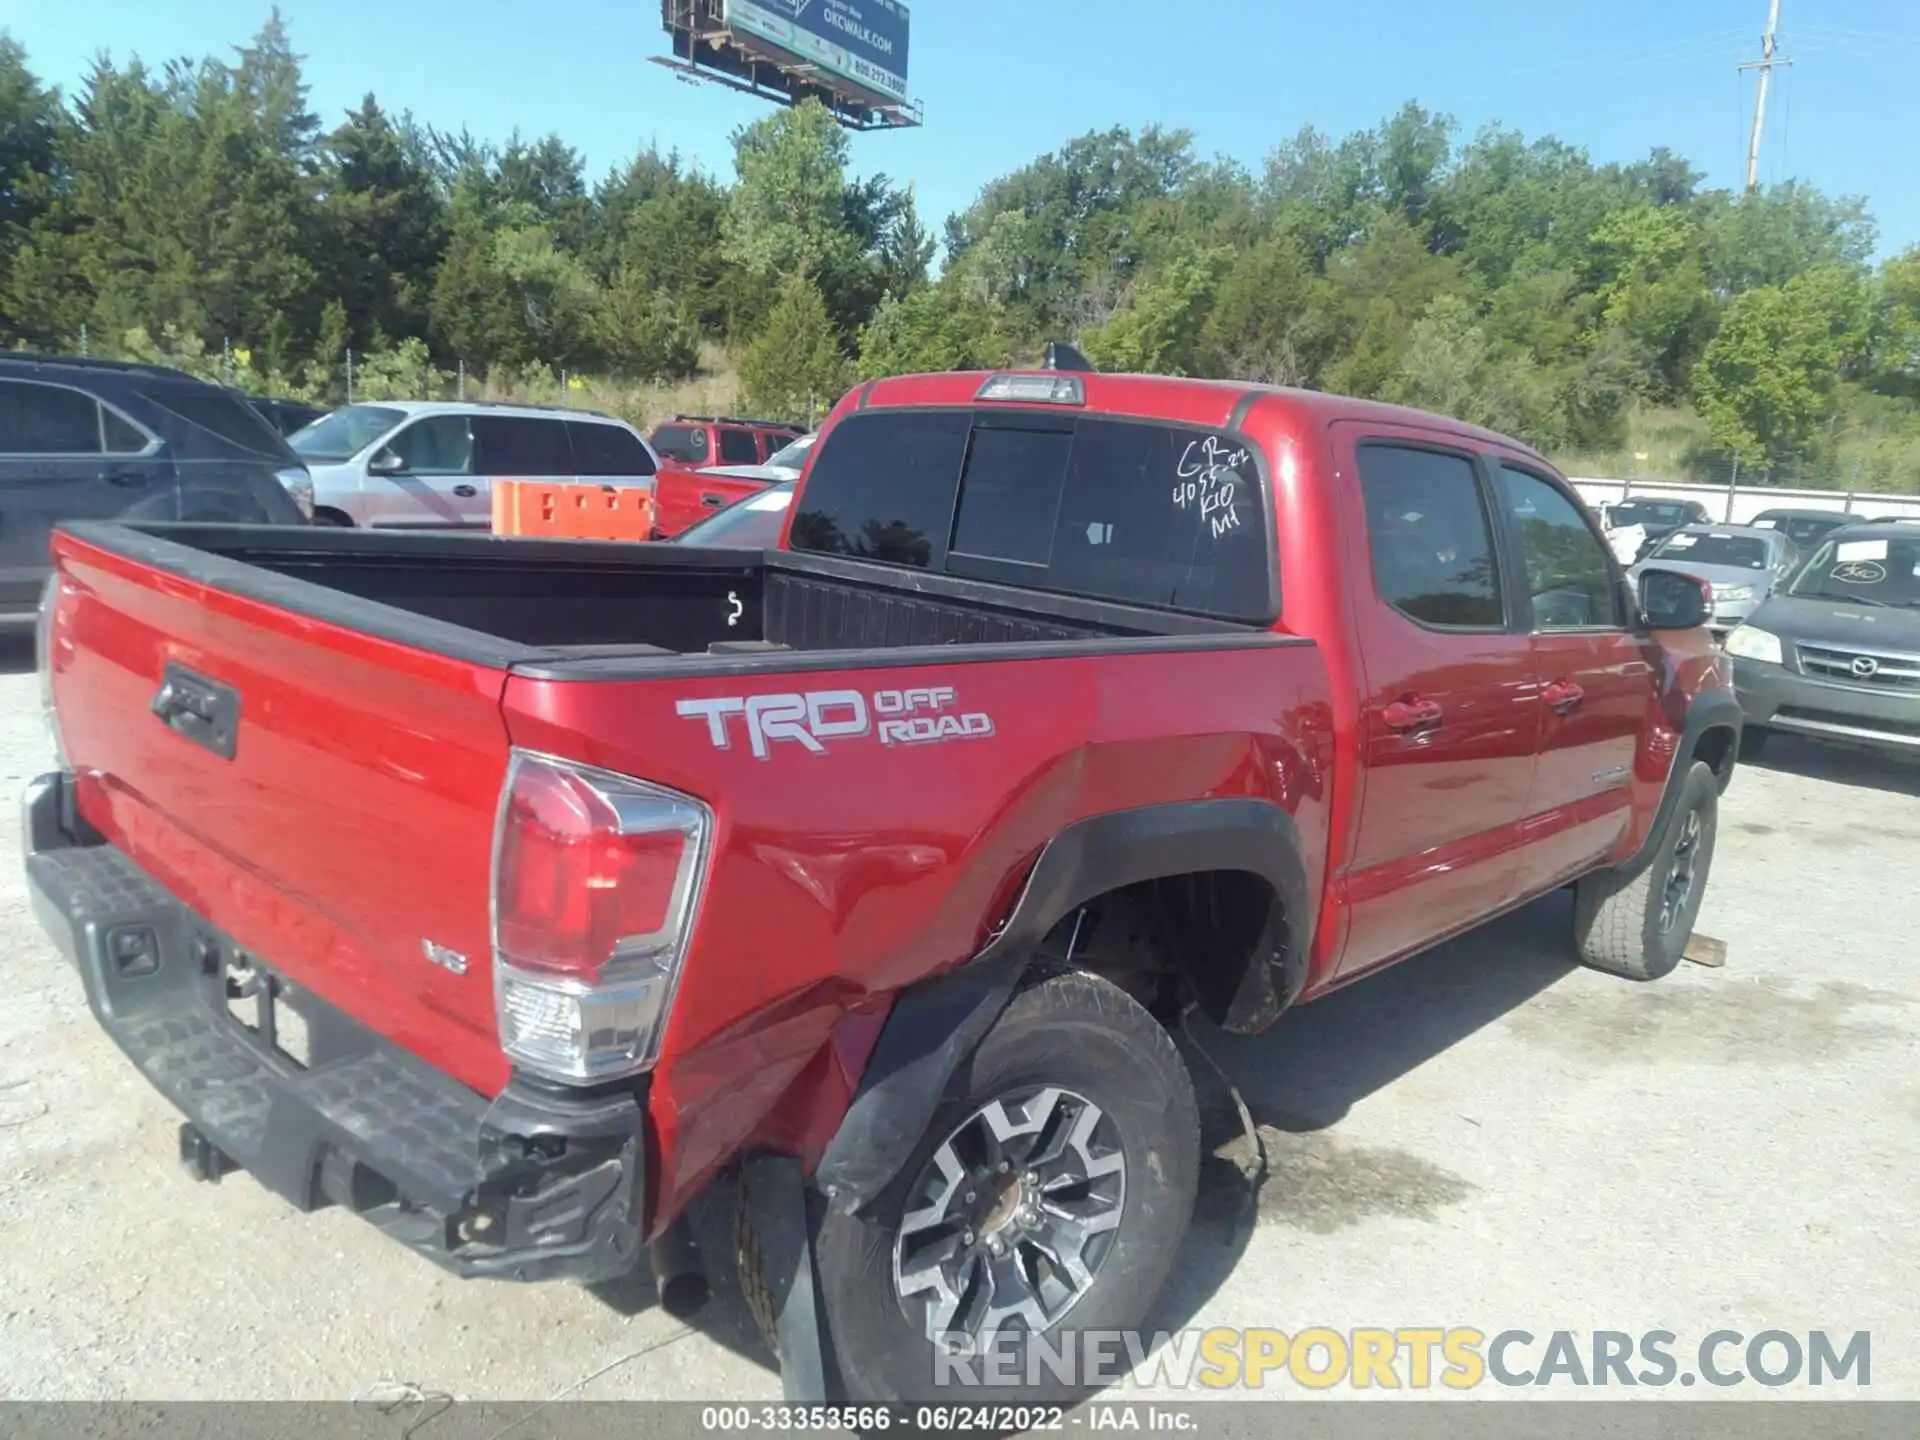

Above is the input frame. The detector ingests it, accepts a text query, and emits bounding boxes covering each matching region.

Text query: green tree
[1082,246,1225,376]
[740,275,849,424]
[1585,204,1713,399]
[1700,183,1876,295]
[857,285,1004,379]
[723,101,857,282]
[317,95,445,352]
[597,265,699,380]
[1198,233,1327,384]
[1869,246,1920,401]
[1693,266,1874,466]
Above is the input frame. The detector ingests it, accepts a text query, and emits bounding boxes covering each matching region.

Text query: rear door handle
[102,469,153,488]
[1383,699,1444,732]
[452,484,477,498]
[1543,679,1586,716]
[701,494,725,508]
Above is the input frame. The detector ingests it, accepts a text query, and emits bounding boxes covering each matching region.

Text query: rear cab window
[718,428,760,465]
[1652,532,1769,568]
[788,408,1276,623]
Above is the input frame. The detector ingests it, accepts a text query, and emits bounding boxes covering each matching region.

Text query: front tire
[810,970,1200,1403]
[1572,761,1720,981]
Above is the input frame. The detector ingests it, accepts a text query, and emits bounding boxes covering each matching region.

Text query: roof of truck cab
[856,371,1554,467]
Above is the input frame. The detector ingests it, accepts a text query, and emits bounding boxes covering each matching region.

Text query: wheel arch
[1626,687,1743,875]
[812,799,1313,1215]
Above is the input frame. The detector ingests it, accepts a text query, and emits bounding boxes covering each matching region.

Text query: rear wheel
[1572,760,1719,981]
[799,970,1200,1403]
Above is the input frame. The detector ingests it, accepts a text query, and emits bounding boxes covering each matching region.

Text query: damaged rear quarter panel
[500,640,1333,1228]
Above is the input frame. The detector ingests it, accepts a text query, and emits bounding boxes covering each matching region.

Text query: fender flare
[812,798,1313,1214]
[1625,687,1743,873]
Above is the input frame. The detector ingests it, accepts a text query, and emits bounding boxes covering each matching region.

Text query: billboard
[723,0,911,104]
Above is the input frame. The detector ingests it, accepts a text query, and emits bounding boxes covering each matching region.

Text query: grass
[1559,397,1920,495]
[460,345,748,429]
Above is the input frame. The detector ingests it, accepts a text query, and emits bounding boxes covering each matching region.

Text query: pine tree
[740,274,850,424]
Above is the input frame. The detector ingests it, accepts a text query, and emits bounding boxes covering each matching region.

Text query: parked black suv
[246,395,328,437]
[0,355,310,624]
[1727,520,1920,759]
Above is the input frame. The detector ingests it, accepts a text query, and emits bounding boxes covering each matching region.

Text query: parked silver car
[1630,524,1801,637]
[289,401,658,528]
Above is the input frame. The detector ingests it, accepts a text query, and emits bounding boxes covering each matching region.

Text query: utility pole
[1741,0,1792,192]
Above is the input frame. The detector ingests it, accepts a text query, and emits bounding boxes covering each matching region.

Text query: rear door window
[0,381,104,454]
[567,421,655,477]
[1355,443,1504,628]
[472,416,572,476]
[718,427,760,465]
[790,409,1276,621]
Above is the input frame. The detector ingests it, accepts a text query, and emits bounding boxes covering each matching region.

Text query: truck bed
[90,522,1249,672]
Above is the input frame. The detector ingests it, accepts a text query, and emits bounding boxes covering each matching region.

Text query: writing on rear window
[1174,435,1250,539]
[790,410,1276,623]
[677,686,995,760]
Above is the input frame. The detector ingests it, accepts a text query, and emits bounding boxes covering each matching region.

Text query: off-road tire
[779,970,1200,1404]
[1573,760,1720,981]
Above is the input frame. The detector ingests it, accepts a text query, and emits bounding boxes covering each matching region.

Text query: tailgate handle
[150,664,241,760]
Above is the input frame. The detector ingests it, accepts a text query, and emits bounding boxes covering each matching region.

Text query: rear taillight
[491,751,711,1083]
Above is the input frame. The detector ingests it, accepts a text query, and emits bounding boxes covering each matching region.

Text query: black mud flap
[740,1155,835,1404]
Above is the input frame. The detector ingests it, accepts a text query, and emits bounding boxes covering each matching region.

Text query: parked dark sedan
[1727,521,1920,759]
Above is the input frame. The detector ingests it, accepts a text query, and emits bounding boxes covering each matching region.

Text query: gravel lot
[1,634,1915,1402]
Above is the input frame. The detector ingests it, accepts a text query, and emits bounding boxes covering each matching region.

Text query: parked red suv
[28,368,1739,1405]
[646,413,802,472]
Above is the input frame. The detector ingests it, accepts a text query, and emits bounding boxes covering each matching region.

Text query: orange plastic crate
[491,480,656,541]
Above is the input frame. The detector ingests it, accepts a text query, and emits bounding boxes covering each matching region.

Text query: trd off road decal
[676,686,995,760]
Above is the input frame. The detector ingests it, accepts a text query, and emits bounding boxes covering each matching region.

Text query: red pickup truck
[27,368,1739,1404]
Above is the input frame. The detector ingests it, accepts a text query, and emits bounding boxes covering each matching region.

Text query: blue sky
[7,0,1920,257]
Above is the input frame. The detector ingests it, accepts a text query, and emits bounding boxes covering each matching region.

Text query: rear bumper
[21,772,647,1284]
[1733,660,1920,751]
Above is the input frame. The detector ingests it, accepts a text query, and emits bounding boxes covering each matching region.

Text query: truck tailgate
[48,529,517,1094]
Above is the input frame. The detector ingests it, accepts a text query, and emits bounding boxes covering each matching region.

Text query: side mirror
[368,449,406,476]
[1639,568,1711,630]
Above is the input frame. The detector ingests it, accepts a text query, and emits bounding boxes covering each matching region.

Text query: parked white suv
[288,401,658,528]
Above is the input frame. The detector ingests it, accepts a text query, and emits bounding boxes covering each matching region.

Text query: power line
[1505,27,1749,78]
[1741,0,1793,193]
